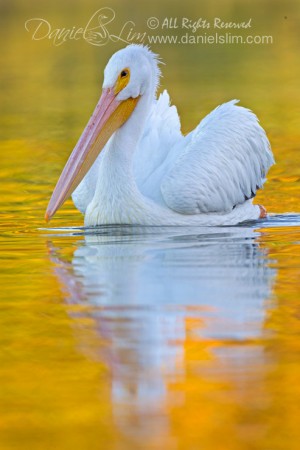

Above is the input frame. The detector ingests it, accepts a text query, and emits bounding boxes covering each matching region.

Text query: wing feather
[160,100,274,214]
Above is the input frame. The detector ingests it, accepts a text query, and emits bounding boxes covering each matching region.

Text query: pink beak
[45,88,139,222]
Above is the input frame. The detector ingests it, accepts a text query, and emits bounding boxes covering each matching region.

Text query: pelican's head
[104,44,161,99]
[45,45,160,222]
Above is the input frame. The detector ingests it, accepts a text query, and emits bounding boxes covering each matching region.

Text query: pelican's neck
[98,89,153,187]
[86,89,156,225]
[91,89,153,200]
[109,90,152,166]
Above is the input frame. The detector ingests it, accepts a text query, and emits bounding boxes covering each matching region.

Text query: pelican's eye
[120,69,129,78]
[115,68,130,95]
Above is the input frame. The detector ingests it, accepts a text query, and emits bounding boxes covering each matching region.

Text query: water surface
[1,1,300,449]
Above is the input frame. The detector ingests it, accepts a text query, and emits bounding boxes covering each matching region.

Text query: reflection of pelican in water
[49,225,275,441]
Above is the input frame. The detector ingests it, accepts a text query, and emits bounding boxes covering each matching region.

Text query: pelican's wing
[133,90,183,205]
[160,100,274,214]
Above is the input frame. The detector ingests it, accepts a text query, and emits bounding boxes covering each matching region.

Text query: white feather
[160,100,274,214]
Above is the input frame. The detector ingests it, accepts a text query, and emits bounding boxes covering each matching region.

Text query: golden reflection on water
[1,0,300,449]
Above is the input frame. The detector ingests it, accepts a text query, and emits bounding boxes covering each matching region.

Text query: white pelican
[45,44,274,226]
